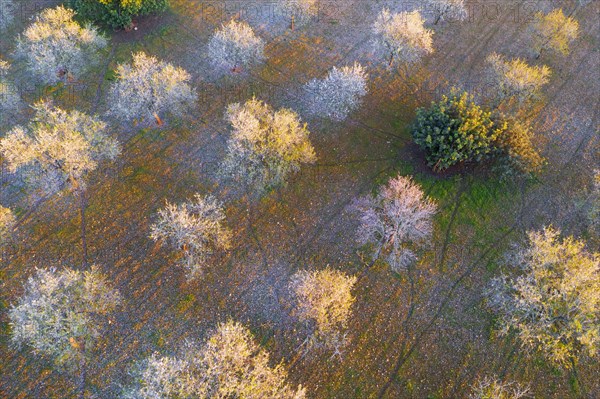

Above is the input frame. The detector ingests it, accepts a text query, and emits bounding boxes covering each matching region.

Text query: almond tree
[277,0,318,30]
[531,8,579,58]
[15,6,107,85]
[0,60,21,122]
[9,266,121,399]
[0,205,16,246]
[424,0,467,25]
[150,194,232,279]
[304,63,368,121]
[486,227,600,368]
[289,268,357,356]
[372,9,434,68]
[469,377,530,399]
[0,0,15,30]
[221,97,316,195]
[208,19,265,74]
[108,52,197,126]
[0,101,120,266]
[354,175,437,272]
[485,52,551,104]
[124,320,306,399]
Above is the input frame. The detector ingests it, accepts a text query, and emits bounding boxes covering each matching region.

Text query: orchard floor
[1,1,598,398]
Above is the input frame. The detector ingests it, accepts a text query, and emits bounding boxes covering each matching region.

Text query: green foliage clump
[412,90,544,175]
[412,90,506,171]
[69,0,168,30]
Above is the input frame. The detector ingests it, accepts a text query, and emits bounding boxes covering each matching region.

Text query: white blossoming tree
[469,377,530,399]
[372,9,434,68]
[150,194,232,279]
[0,0,15,30]
[0,60,21,122]
[208,19,265,74]
[424,0,468,25]
[108,52,197,126]
[15,6,107,85]
[221,97,316,195]
[304,63,368,121]
[290,268,357,356]
[124,320,306,399]
[531,8,579,58]
[0,205,16,246]
[485,53,551,104]
[0,101,120,266]
[9,266,121,398]
[486,227,600,368]
[277,0,318,30]
[353,175,437,272]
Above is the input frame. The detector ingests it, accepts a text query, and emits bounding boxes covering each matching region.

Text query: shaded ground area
[0,0,598,398]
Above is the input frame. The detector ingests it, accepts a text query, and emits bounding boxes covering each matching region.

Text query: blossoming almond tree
[469,377,530,399]
[372,9,434,68]
[289,268,357,356]
[15,6,107,85]
[486,227,600,368]
[208,19,265,74]
[424,0,467,25]
[485,52,551,104]
[531,8,579,58]
[0,101,120,266]
[277,0,318,30]
[353,175,437,272]
[108,52,197,126]
[150,194,232,279]
[221,97,316,195]
[9,266,121,399]
[124,320,306,399]
[304,63,368,121]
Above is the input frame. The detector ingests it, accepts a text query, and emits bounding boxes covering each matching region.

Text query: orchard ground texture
[0,0,599,398]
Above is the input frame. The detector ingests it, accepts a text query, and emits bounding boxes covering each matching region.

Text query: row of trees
[7,261,359,397]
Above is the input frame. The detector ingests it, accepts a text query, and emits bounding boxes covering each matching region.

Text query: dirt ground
[1,0,598,398]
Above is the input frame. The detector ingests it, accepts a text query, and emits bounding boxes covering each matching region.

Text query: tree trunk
[434,14,441,25]
[80,189,88,268]
[291,15,295,31]
[153,112,163,126]
[388,52,394,67]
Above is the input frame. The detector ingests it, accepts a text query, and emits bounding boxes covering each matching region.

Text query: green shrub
[412,91,544,176]
[412,90,506,171]
[69,0,168,30]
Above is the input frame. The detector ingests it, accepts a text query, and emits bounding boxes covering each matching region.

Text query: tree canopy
[108,51,197,125]
[290,268,357,355]
[15,6,107,85]
[9,266,121,369]
[69,0,168,29]
[354,175,437,272]
[221,97,316,195]
[124,320,306,399]
[150,194,232,279]
[487,227,600,367]
[0,101,120,196]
